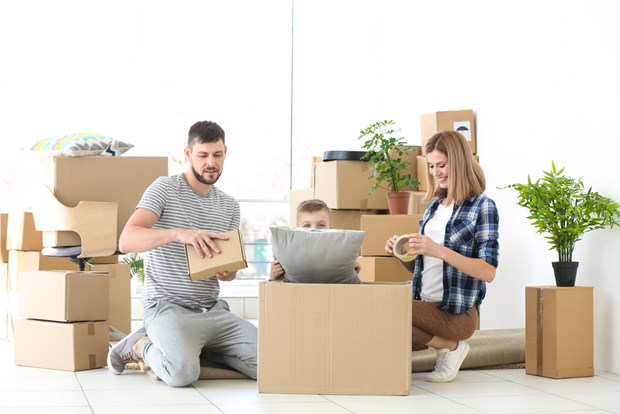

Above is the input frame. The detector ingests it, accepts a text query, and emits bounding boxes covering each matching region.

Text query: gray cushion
[270,226,364,284]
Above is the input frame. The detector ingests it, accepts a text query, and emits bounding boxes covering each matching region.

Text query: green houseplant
[357,120,419,214]
[122,252,145,284]
[502,161,620,286]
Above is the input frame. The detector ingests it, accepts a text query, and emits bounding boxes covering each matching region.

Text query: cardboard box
[19,270,109,322]
[420,109,476,155]
[258,281,412,395]
[330,209,386,231]
[358,256,412,282]
[41,156,168,247]
[406,191,429,215]
[7,250,78,293]
[1,213,8,263]
[6,211,43,251]
[360,214,423,257]
[14,319,109,371]
[416,156,428,192]
[88,263,131,336]
[525,286,594,379]
[185,229,248,281]
[314,160,389,210]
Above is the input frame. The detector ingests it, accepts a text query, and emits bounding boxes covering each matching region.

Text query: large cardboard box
[358,256,412,282]
[330,209,386,231]
[406,191,429,215]
[360,214,423,257]
[88,263,131,336]
[258,281,412,395]
[6,211,43,251]
[19,270,109,322]
[416,156,428,192]
[420,109,476,155]
[40,156,168,247]
[314,160,388,210]
[185,230,248,281]
[14,319,109,371]
[525,286,594,379]
[8,250,78,293]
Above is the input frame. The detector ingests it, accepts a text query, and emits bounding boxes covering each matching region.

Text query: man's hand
[213,270,237,281]
[177,229,229,259]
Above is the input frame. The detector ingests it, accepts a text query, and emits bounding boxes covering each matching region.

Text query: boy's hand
[270,259,284,280]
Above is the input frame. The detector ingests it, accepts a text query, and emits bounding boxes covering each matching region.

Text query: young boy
[270,199,360,280]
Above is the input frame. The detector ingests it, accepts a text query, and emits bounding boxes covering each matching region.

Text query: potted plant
[357,120,419,214]
[502,161,620,286]
[122,252,145,284]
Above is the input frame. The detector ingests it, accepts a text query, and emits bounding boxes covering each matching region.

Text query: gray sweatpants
[141,299,257,387]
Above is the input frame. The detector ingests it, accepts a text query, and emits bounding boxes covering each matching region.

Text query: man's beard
[192,165,221,185]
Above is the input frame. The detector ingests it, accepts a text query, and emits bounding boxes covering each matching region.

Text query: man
[107,120,257,387]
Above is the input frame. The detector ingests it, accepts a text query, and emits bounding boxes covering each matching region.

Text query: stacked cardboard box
[1,212,79,341]
[40,156,168,247]
[14,270,110,371]
[358,214,423,282]
[419,109,477,155]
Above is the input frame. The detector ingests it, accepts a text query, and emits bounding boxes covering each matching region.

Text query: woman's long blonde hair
[424,131,485,205]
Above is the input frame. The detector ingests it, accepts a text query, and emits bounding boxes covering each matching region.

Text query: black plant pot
[552,261,579,287]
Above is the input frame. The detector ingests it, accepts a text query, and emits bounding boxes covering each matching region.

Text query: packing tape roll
[393,234,417,262]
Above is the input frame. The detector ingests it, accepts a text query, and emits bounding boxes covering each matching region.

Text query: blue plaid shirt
[412,193,500,314]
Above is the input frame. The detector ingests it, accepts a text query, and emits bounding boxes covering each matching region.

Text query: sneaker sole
[426,343,470,383]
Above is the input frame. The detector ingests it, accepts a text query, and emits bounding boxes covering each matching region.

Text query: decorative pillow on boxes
[270,226,364,284]
[29,133,133,157]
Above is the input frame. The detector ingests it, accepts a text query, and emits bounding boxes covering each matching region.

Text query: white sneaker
[426,341,470,383]
[426,348,449,381]
[107,327,147,375]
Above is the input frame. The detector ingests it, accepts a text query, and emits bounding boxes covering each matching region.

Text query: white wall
[291,0,620,374]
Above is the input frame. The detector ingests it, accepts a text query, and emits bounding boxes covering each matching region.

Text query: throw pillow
[29,132,133,157]
[270,226,364,284]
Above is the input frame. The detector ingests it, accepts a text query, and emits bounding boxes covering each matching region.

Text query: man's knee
[162,363,201,387]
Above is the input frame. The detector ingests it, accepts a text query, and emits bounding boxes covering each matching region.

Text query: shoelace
[120,352,137,365]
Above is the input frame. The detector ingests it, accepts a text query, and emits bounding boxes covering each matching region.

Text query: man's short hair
[188,121,225,148]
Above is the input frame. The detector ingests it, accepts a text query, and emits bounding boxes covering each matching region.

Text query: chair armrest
[33,184,118,258]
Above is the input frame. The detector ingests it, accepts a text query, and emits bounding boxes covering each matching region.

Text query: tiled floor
[2,339,620,414]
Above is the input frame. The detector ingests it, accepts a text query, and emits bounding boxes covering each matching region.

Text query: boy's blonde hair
[296,199,331,221]
[424,130,486,205]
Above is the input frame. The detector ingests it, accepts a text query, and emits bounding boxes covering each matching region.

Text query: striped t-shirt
[137,174,240,310]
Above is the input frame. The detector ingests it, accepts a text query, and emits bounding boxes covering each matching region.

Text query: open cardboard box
[258,281,412,395]
[185,229,248,281]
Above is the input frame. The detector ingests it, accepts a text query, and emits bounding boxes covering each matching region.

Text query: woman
[385,130,499,383]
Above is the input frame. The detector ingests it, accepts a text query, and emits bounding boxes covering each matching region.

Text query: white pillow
[29,132,133,157]
[270,226,364,284]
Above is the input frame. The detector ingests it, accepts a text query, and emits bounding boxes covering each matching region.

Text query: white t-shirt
[420,202,454,302]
